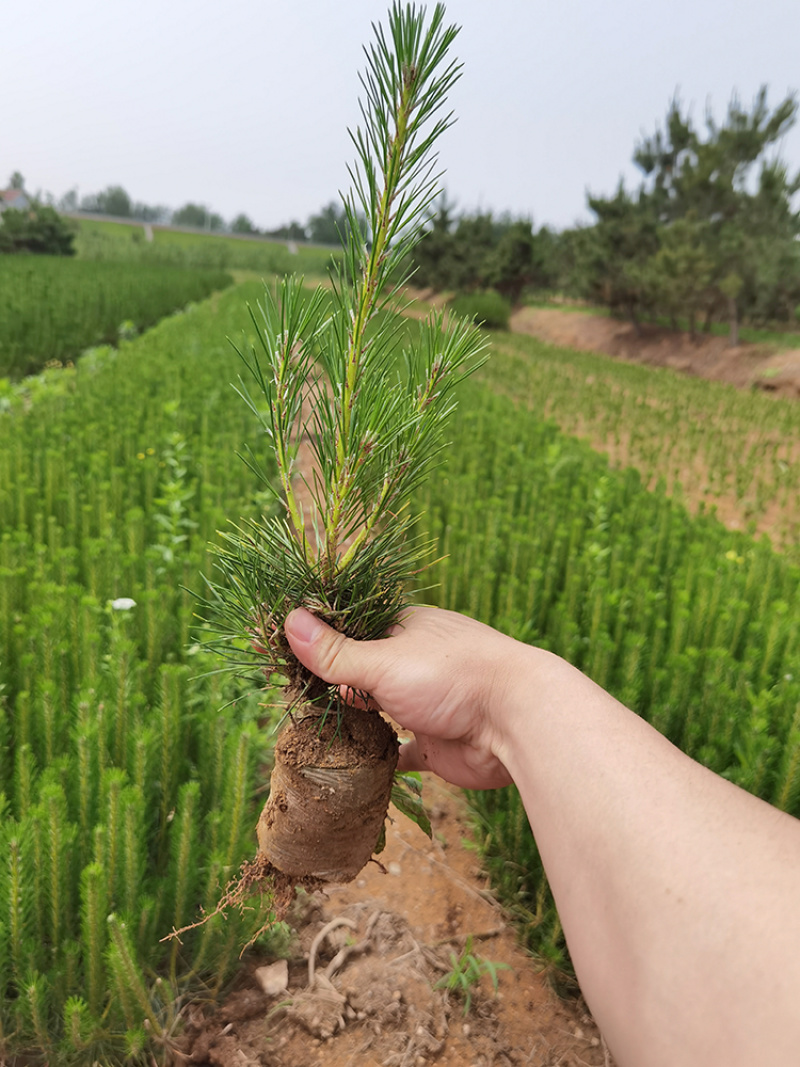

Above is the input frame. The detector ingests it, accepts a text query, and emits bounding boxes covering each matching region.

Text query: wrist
[486,640,570,779]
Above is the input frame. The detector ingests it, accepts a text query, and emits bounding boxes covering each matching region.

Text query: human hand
[283,605,517,790]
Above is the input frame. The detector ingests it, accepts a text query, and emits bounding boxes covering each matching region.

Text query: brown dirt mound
[510,307,800,399]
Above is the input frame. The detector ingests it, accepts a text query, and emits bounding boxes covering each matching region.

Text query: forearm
[494,643,800,1067]
[284,605,800,1063]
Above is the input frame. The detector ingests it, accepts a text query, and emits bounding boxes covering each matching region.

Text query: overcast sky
[5,0,799,232]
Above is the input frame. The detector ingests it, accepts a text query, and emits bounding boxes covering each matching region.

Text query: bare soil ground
[185,781,611,1067]
[509,307,800,399]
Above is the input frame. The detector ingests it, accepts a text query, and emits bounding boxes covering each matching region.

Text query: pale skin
[284,604,800,1067]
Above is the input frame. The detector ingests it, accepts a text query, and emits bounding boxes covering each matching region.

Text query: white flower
[110,597,137,611]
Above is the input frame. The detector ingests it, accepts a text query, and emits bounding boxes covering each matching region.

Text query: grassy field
[485,331,800,559]
[0,216,341,380]
[73,216,339,276]
[394,313,800,980]
[414,366,799,978]
[0,282,279,1059]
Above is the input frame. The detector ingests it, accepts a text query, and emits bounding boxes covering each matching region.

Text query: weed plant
[0,256,231,378]
[434,936,509,1015]
[0,282,280,1061]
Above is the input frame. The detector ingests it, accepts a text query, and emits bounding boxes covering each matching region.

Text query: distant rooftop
[0,188,30,211]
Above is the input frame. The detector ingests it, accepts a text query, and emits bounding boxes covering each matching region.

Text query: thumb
[284,607,384,693]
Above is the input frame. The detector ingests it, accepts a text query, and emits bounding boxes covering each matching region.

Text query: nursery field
[488,330,800,559]
[414,341,800,975]
[0,282,278,1059]
[0,277,798,1058]
[73,217,339,276]
[0,255,232,379]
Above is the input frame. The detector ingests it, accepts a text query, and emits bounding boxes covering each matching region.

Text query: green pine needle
[201,3,487,706]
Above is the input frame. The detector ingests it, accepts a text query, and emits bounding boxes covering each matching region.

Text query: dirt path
[398,288,800,397]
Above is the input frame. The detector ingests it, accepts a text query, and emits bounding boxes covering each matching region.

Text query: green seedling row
[489,331,800,558]
[0,256,232,379]
[415,378,799,980]
[0,282,279,1061]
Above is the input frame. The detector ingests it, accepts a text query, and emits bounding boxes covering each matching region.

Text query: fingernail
[285,607,322,644]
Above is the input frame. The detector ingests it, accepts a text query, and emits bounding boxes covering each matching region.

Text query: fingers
[284,607,387,693]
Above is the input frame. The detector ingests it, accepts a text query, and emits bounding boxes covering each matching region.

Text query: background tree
[8,171,25,190]
[0,204,76,255]
[580,183,659,326]
[447,212,496,290]
[58,188,79,213]
[410,194,458,289]
[172,202,224,230]
[580,87,800,341]
[483,219,541,302]
[744,161,800,323]
[639,214,715,335]
[306,200,366,245]
[411,202,556,301]
[265,220,307,241]
[231,213,257,235]
[636,88,799,341]
[80,184,133,218]
[131,200,170,223]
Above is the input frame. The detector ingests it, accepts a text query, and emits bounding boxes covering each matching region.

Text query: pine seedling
[63,996,92,1054]
[201,3,487,895]
[80,862,108,1020]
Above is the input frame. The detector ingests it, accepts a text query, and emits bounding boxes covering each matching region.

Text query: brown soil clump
[257,708,399,882]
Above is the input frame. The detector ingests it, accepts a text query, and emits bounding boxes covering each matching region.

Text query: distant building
[0,188,31,213]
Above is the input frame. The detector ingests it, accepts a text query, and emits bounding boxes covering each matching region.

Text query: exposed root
[160,851,325,949]
[307,916,358,987]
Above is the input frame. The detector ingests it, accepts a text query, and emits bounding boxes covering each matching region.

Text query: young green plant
[205,2,486,897]
[434,935,510,1016]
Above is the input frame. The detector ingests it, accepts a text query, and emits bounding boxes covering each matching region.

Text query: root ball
[257,706,399,883]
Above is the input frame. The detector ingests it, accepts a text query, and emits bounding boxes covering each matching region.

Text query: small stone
[388,861,402,876]
[574,1027,584,1040]
[462,1023,471,1037]
[254,959,289,997]
[357,878,367,888]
